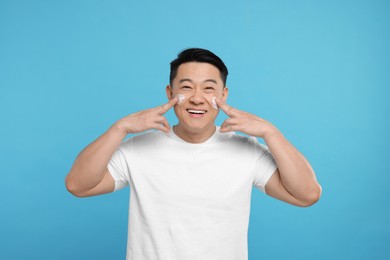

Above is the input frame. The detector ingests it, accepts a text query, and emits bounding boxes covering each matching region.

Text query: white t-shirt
[108,127,277,260]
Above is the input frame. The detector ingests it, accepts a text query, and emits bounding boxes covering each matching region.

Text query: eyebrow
[179,78,218,84]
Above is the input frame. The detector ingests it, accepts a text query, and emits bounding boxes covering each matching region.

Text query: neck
[173,124,216,143]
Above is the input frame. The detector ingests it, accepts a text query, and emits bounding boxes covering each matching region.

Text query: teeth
[187,109,206,114]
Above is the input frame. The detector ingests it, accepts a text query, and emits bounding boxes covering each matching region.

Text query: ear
[222,87,229,101]
[166,84,173,100]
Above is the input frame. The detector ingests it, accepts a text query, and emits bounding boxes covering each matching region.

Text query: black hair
[169,48,228,86]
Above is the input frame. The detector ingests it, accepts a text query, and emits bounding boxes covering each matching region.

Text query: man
[65,48,321,260]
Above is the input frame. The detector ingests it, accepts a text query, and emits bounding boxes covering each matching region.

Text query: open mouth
[186,109,207,115]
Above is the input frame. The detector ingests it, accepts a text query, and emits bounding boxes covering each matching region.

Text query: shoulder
[119,130,169,150]
[208,131,272,168]
[216,129,270,154]
[216,129,261,146]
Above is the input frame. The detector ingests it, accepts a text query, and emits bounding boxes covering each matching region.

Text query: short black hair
[169,48,228,86]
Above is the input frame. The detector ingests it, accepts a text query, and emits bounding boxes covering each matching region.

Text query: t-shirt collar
[168,126,221,144]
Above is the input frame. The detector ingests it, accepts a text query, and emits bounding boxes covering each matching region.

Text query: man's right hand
[115,97,178,134]
[65,96,178,197]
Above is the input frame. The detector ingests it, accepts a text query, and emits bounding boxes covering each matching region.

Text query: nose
[189,88,205,104]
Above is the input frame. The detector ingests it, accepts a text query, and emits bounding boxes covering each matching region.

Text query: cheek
[176,94,186,105]
[205,96,219,110]
[211,96,218,110]
[208,107,219,120]
[174,103,186,120]
[174,105,180,114]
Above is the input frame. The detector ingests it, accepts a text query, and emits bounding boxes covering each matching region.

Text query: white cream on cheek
[177,93,218,110]
[211,96,218,110]
[177,94,185,105]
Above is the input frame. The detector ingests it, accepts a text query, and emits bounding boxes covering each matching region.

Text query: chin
[180,120,216,132]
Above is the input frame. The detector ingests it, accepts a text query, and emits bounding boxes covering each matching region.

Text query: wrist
[262,126,282,142]
[110,120,129,137]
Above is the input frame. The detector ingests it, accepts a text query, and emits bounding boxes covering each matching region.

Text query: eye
[205,86,215,92]
[181,85,192,89]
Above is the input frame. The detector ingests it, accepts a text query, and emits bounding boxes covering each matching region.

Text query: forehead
[174,62,222,84]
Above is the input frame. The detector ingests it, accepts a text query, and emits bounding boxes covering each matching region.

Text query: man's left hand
[216,98,279,140]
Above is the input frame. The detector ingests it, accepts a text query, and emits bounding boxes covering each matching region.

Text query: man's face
[167,62,228,133]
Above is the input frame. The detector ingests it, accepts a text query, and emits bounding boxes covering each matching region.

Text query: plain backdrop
[1,0,389,259]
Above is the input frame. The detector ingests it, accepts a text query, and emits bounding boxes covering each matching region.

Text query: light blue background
[1,0,389,259]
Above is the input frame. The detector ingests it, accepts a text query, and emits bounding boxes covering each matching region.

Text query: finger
[160,96,178,114]
[220,123,240,133]
[153,115,170,130]
[156,117,170,131]
[220,120,232,132]
[224,117,239,125]
[152,123,170,133]
[215,98,235,116]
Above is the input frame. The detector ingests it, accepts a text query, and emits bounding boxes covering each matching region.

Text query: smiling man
[65,48,321,260]
[167,61,228,143]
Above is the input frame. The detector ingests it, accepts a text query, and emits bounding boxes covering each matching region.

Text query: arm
[65,97,178,197]
[262,131,321,207]
[216,99,321,207]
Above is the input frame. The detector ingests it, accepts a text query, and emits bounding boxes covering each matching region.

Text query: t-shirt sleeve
[251,139,278,193]
[107,146,130,191]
